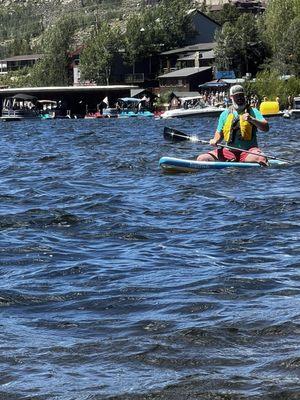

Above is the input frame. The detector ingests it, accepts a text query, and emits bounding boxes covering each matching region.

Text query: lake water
[0,116,299,400]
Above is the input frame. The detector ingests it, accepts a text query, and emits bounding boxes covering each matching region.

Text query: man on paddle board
[197,85,269,165]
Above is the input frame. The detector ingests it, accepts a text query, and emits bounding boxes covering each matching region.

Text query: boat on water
[282,96,300,118]
[159,156,287,173]
[1,93,39,120]
[84,97,154,119]
[116,97,154,118]
[160,95,225,119]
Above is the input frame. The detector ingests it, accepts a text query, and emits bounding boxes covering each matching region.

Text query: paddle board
[159,156,287,173]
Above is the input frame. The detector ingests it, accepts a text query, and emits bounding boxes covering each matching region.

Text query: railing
[124,73,145,83]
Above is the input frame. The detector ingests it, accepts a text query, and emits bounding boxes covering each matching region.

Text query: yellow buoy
[259,101,280,115]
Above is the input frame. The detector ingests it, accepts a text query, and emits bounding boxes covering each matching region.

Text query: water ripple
[0,117,299,399]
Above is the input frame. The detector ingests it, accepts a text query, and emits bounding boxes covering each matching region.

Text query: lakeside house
[0,54,43,75]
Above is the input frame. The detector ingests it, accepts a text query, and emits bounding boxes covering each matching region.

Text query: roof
[201,50,215,59]
[177,52,199,61]
[187,8,221,27]
[177,51,215,62]
[171,91,201,98]
[12,93,37,100]
[180,96,203,102]
[199,79,229,88]
[161,42,217,56]
[130,88,155,98]
[159,67,212,79]
[0,85,138,97]
[0,54,43,62]
[117,97,140,103]
[222,78,245,84]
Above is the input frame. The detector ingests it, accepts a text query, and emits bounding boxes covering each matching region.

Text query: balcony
[124,73,145,84]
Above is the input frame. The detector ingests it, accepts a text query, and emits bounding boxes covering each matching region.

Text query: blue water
[0,116,299,400]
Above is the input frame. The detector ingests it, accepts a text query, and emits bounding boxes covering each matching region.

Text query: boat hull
[160,107,225,119]
[159,157,287,173]
[1,109,39,119]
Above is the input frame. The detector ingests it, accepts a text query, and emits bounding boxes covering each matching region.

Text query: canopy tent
[37,100,57,104]
[117,97,140,104]
[199,79,229,89]
[12,93,37,100]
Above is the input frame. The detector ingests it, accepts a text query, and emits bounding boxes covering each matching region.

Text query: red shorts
[209,147,264,162]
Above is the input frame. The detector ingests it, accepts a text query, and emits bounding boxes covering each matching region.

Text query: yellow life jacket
[223,109,253,143]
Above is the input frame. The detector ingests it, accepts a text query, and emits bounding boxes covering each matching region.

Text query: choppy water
[0,116,299,400]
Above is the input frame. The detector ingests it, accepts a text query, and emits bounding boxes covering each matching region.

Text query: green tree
[79,22,123,85]
[263,0,297,55]
[6,38,32,57]
[262,0,300,74]
[249,70,300,103]
[281,16,300,76]
[214,14,266,77]
[30,16,77,86]
[208,3,240,25]
[123,0,192,70]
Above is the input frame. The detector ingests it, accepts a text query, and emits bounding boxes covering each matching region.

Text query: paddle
[163,126,291,163]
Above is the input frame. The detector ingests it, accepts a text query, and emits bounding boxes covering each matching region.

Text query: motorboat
[160,96,225,119]
[282,96,300,118]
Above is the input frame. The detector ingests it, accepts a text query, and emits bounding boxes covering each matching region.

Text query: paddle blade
[163,127,191,142]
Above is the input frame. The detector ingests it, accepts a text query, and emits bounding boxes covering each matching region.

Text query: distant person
[197,85,269,166]
[287,95,293,110]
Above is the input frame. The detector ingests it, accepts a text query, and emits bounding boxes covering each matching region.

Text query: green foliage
[263,0,296,55]
[79,22,123,84]
[6,38,32,57]
[247,70,300,107]
[0,5,43,57]
[0,67,32,88]
[123,0,192,67]
[29,17,78,86]
[262,0,300,75]
[208,3,240,25]
[214,14,267,77]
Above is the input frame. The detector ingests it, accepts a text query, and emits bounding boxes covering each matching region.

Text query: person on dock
[197,84,269,165]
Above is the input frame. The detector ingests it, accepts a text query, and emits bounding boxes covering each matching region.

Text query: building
[0,54,42,75]
[197,0,267,13]
[157,9,220,91]
[158,66,213,93]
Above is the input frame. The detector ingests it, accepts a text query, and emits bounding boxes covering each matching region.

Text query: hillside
[0,0,150,57]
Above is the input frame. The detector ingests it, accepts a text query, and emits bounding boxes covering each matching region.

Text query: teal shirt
[217,108,265,150]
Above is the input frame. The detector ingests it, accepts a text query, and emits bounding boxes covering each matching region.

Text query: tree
[263,0,297,56]
[79,22,123,85]
[281,16,300,76]
[214,14,266,77]
[262,0,300,75]
[123,0,192,70]
[208,3,240,25]
[30,16,78,86]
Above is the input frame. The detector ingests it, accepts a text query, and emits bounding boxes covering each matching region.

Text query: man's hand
[242,112,269,132]
[242,112,252,122]
[209,138,219,146]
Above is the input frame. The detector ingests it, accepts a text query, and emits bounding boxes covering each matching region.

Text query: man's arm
[209,130,223,145]
[242,110,269,132]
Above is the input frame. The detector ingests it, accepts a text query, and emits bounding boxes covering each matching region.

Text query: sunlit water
[0,116,299,400]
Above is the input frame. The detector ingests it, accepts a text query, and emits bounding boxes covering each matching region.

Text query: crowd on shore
[197,90,295,110]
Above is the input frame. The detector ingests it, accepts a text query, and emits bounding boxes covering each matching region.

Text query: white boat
[282,97,300,118]
[160,96,225,119]
[1,93,39,119]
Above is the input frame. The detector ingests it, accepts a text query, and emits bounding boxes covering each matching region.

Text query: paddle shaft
[164,128,290,163]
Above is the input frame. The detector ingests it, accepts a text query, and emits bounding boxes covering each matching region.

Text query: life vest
[222,108,253,143]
